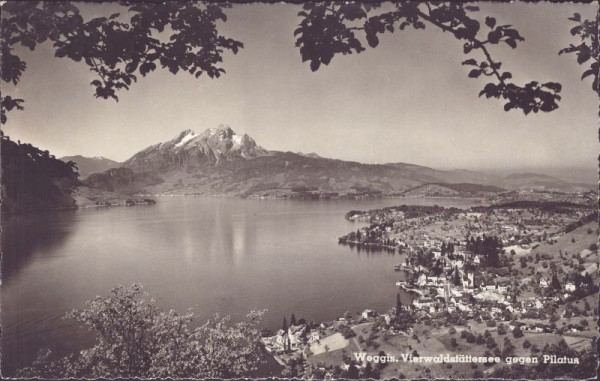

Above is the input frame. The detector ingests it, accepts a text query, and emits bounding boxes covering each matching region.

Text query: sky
[2,2,598,177]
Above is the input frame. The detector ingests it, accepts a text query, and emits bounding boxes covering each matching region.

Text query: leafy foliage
[1,2,594,123]
[559,12,599,94]
[1,1,243,123]
[17,284,266,378]
[294,2,562,114]
[0,135,79,212]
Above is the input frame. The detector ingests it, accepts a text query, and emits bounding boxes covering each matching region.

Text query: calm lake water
[1,197,479,375]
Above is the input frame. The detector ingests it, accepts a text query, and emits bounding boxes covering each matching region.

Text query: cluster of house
[261,324,321,355]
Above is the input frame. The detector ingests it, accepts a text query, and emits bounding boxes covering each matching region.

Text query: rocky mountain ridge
[101,125,594,197]
[123,124,268,173]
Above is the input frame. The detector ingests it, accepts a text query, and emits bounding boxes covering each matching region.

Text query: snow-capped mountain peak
[174,130,197,148]
[123,125,268,172]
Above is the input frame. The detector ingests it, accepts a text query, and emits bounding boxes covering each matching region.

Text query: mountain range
[59,155,120,179]
[69,124,594,198]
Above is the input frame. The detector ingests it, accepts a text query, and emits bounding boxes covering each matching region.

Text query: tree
[283,316,288,332]
[559,12,599,96]
[551,271,562,291]
[4,1,595,125]
[16,284,266,378]
[1,1,243,123]
[512,326,524,338]
[294,2,562,114]
[290,313,297,326]
[453,266,461,286]
[341,364,360,379]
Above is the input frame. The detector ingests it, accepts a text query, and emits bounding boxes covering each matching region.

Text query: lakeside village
[260,200,599,379]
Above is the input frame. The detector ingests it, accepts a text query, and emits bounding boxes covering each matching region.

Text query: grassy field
[309,332,350,355]
[317,316,599,379]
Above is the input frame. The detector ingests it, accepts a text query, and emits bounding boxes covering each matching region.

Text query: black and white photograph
[1,1,598,379]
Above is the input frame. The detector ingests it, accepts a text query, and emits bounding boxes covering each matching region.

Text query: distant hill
[83,167,164,195]
[384,162,498,185]
[497,173,594,193]
[401,183,505,198]
[99,124,594,198]
[59,155,120,179]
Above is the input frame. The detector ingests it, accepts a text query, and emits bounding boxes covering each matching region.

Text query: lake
[1,196,479,375]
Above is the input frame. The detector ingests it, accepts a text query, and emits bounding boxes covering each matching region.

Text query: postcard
[1,1,597,379]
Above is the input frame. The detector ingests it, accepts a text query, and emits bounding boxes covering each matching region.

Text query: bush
[523,339,531,349]
[512,327,524,338]
[17,284,265,379]
[476,334,486,345]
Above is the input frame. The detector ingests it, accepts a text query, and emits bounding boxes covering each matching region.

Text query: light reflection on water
[1,197,477,375]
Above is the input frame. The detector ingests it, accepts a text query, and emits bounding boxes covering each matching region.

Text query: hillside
[1,137,79,213]
[498,173,593,192]
[115,125,497,197]
[59,155,120,179]
[384,162,498,185]
[400,183,505,198]
[91,125,593,198]
[83,167,164,195]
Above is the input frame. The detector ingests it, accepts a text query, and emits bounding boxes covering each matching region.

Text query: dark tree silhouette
[1,1,243,123]
[559,11,599,95]
[2,2,595,124]
[294,2,563,114]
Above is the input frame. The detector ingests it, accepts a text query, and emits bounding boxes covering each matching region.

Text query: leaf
[125,61,138,74]
[581,68,594,79]
[505,39,517,49]
[500,72,512,80]
[464,5,480,12]
[485,17,496,29]
[570,26,582,36]
[310,59,320,72]
[577,49,590,64]
[543,82,562,92]
[139,62,156,76]
[488,29,501,44]
[366,33,379,48]
[479,83,498,98]
[468,69,481,78]
[55,49,67,58]
[462,59,477,66]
